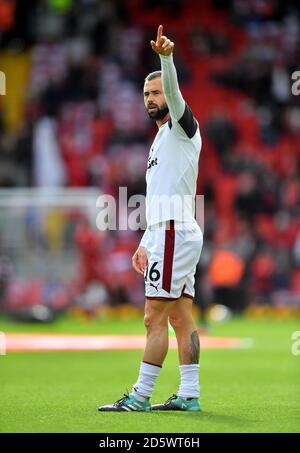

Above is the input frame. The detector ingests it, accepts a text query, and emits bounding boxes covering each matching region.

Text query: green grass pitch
[0,315,299,433]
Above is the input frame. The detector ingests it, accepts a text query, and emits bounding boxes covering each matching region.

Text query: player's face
[143,77,169,120]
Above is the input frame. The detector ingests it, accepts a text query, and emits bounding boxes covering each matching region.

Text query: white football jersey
[145,55,202,228]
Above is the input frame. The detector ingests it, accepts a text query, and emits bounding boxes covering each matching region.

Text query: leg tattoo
[190,330,200,364]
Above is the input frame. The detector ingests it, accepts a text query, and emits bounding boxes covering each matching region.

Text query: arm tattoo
[190,330,200,364]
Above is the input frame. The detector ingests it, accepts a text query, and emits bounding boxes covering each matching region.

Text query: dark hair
[144,71,162,83]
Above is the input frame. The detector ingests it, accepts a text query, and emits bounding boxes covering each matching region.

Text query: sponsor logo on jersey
[147,156,158,170]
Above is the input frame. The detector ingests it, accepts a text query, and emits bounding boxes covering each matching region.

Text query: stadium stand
[0,0,299,314]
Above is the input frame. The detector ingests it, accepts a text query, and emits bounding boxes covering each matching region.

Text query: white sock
[177,364,200,399]
[131,362,161,401]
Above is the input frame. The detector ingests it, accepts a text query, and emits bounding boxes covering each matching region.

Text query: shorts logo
[149,282,159,292]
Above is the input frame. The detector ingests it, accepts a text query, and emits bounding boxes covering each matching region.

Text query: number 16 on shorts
[144,261,161,294]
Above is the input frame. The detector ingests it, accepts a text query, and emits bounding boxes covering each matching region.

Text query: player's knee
[144,313,158,330]
[169,310,193,330]
[143,313,151,330]
[169,314,183,329]
[144,312,167,332]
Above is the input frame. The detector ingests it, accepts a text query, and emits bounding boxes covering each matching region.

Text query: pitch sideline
[4,333,254,352]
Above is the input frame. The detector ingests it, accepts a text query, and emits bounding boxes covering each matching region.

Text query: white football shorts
[142,220,203,300]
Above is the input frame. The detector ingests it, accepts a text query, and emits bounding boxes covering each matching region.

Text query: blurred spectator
[234,172,262,220]
[251,247,276,302]
[208,249,246,310]
[0,254,13,310]
[204,112,238,158]
[189,25,229,55]
[33,116,66,187]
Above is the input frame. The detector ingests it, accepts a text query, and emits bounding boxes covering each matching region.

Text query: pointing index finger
[157,24,163,42]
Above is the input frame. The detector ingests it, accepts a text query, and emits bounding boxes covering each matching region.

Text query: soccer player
[99,25,203,412]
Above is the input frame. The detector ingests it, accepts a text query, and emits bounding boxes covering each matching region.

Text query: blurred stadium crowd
[0,0,300,319]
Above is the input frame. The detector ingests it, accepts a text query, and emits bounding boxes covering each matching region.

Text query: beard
[147,103,169,121]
